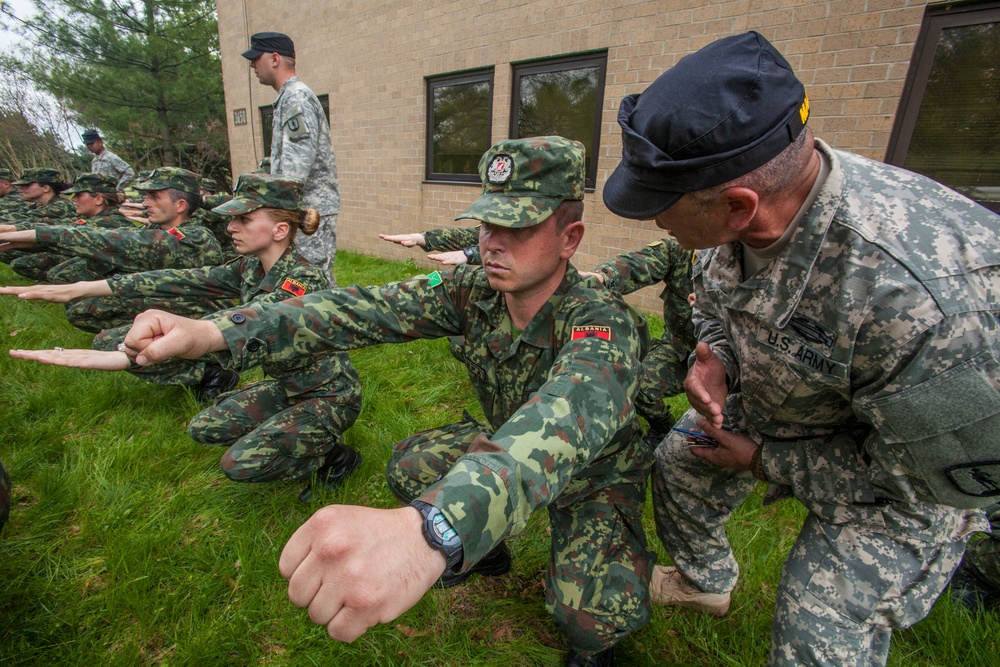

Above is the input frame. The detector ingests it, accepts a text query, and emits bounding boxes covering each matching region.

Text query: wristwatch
[411,500,464,569]
[462,246,476,263]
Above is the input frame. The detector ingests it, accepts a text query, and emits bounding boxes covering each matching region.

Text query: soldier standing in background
[243,32,339,284]
[82,129,135,191]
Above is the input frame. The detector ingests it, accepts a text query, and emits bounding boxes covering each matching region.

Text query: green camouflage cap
[133,167,201,195]
[200,177,219,192]
[455,136,585,229]
[212,173,302,215]
[253,157,272,174]
[13,167,62,186]
[0,168,14,181]
[64,172,119,196]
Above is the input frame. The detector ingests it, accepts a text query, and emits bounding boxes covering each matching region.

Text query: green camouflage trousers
[69,294,235,333]
[8,252,65,282]
[386,415,655,653]
[965,503,1000,593]
[653,404,980,666]
[46,256,116,284]
[188,380,361,483]
[93,324,207,386]
[0,458,9,533]
[635,337,683,433]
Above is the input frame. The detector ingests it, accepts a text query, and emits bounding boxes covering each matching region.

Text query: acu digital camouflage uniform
[653,141,999,666]
[270,76,339,282]
[7,174,132,282]
[90,147,135,190]
[205,137,657,655]
[594,239,694,436]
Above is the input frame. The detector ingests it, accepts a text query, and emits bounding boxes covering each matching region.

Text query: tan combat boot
[650,565,731,617]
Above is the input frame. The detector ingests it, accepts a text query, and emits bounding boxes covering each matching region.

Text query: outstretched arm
[9,347,130,372]
[123,310,227,366]
[378,232,426,248]
[0,280,112,303]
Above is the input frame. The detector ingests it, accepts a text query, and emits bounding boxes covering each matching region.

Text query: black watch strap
[411,500,463,570]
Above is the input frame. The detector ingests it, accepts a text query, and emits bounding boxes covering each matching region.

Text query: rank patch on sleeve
[75,218,87,225]
[167,228,186,240]
[571,325,612,341]
[426,271,443,288]
[280,278,307,297]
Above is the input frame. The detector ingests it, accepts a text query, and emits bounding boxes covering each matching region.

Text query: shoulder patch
[75,219,87,225]
[571,325,612,341]
[284,109,309,141]
[167,228,185,240]
[280,278,307,297]
[425,271,443,287]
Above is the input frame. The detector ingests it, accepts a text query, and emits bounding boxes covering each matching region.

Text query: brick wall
[216,0,930,313]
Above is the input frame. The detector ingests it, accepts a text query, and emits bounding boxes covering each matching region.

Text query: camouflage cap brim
[211,198,265,216]
[455,192,564,229]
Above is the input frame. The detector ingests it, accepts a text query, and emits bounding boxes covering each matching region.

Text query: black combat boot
[565,646,614,667]
[434,540,511,588]
[196,364,240,402]
[298,445,362,502]
[949,558,998,611]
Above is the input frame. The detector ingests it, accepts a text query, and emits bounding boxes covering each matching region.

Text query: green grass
[1,256,998,666]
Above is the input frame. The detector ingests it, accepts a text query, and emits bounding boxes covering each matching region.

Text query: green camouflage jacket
[33,220,223,275]
[423,225,480,263]
[18,208,134,231]
[594,238,695,368]
[206,263,650,563]
[697,140,1000,515]
[2,196,75,224]
[111,246,358,398]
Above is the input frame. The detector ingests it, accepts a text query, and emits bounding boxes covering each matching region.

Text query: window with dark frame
[425,69,494,183]
[886,2,1000,213]
[259,94,332,158]
[510,52,607,190]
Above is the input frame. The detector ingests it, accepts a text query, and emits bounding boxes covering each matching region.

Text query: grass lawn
[0,254,997,666]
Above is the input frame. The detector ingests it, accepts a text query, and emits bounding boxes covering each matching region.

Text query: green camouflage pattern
[594,238,695,432]
[206,263,654,651]
[0,197,77,269]
[90,148,135,189]
[456,136,585,229]
[0,458,9,533]
[64,172,119,196]
[422,225,481,264]
[652,141,997,665]
[133,167,201,195]
[12,167,63,186]
[0,168,14,180]
[0,192,26,215]
[7,210,134,282]
[254,157,271,174]
[212,173,303,215]
[200,177,219,193]
[270,77,339,277]
[189,375,361,482]
[192,200,238,263]
[965,504,1000,593]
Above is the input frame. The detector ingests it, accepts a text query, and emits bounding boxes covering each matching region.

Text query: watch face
[431,512,459,544]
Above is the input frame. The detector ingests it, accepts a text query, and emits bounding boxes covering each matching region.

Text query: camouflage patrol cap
[64,172,119,196]
[133,167,201,195]
[455,136,586,229]
[200,177,219,193]
[211,173,303,215]
[0,168,13,181]
[13,167,63,186]
[253,157,271,174]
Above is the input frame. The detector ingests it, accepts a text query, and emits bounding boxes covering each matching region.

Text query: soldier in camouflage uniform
[604,32,999,666]
[195,176,239,261]
[0,168,23,214]
[0,168,76,270]
[120,137,655,667]
[591,240,695,444]
[950,503,1000,610]
[0,168,225,332]
[6,173,132,282]
[0,458,9,534]
[8,174,364,490]
[83,129,135,190]
[243,32,339,283]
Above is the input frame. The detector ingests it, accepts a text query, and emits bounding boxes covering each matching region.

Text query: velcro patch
[280,278,307,297]
[167,228,186,240]
[284,109,310,141]
[425,271,443,288]
[571,325,612,341]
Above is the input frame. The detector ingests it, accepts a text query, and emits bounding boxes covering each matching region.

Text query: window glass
[426,70,494,182]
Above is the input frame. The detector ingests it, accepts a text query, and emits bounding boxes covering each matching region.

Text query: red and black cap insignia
[280,278,307,297]
[571,325,612,341]
[167,228,186,240]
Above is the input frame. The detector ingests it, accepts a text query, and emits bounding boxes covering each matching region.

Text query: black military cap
[242,32,295,59]
[82,128,102,144]
[603,31,810,219]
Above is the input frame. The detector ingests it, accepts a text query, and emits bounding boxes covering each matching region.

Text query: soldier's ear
[273,221,290,242]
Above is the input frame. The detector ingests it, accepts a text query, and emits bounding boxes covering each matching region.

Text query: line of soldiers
[2,30,999,667]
